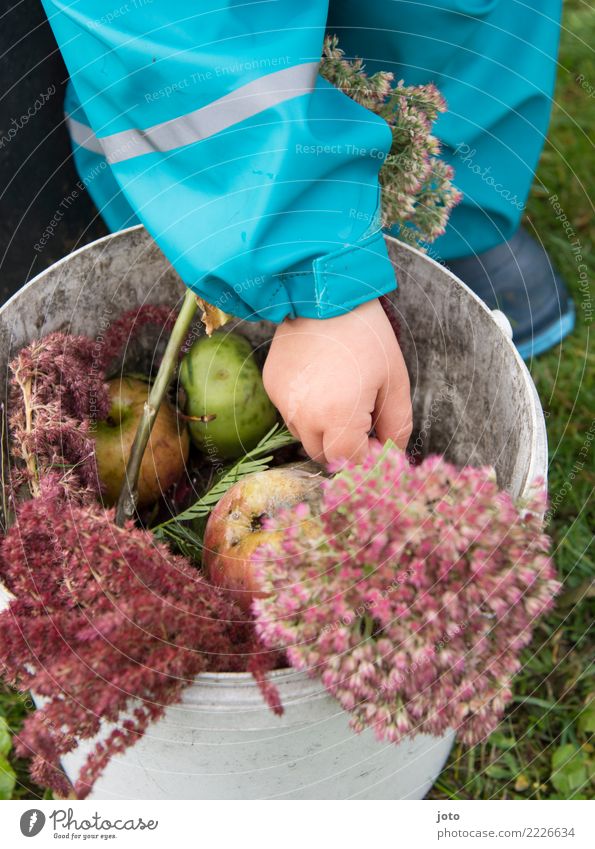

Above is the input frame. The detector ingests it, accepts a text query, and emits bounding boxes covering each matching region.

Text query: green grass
[428,0,595,800]
[0,688,49,800]
[1,0,593,801]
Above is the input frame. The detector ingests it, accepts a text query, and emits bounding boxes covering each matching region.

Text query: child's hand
[263,298,412,464]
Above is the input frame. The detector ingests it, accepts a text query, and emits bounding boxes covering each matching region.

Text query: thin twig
[114,289,198,526]
[0,402,11,531]
[15,374,40,498]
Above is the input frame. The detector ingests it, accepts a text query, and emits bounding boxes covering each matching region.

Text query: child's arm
[40,1,412,461]
[264,299,412,463]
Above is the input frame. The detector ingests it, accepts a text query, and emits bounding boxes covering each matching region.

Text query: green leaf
[489,731,517,750]
[0,753,16,800]
[484,763,512,780]
[550,744,591,797]
[577,698,595,735]
[0,716,11,758]
[153,423,297,535]
[152,520,204,562]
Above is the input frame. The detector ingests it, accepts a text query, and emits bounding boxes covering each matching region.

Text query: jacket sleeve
[42,1,396,323]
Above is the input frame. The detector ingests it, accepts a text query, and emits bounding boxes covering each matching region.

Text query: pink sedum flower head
[252,442,560,746]
[320,36,462,243]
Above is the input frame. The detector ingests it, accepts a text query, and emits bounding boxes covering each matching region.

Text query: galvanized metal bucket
[0,226,547,799]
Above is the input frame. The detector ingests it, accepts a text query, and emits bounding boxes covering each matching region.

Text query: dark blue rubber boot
[446,228,575,359]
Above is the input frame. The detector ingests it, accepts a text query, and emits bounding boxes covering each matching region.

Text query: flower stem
[114,288,198,527]
[17,375,40,498]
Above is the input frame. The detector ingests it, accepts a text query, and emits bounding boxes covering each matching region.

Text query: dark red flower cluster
[0,489,257,798]
[2,325,284,798]
[97,304,177,372]
[8,332,110,499]
[97,304,198,373]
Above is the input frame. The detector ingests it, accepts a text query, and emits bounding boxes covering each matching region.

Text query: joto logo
[20,809,46,837]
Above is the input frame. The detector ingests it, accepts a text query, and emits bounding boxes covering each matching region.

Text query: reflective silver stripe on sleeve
[95,62,319,165]
[65,114,104,155]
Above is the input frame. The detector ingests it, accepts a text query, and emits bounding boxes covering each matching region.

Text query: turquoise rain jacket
[42,1,561,322]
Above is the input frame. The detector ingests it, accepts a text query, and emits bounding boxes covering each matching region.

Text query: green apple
[179,331,277,459]
[94,376,190,507]
[203,465,323,612]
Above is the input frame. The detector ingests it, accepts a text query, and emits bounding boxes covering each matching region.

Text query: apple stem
[114,288,198,527]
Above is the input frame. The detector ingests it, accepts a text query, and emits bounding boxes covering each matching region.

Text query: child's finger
[283,419,300,440]
[322,425,370,465]
[373,378,413,451]
[298,429,325,463]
